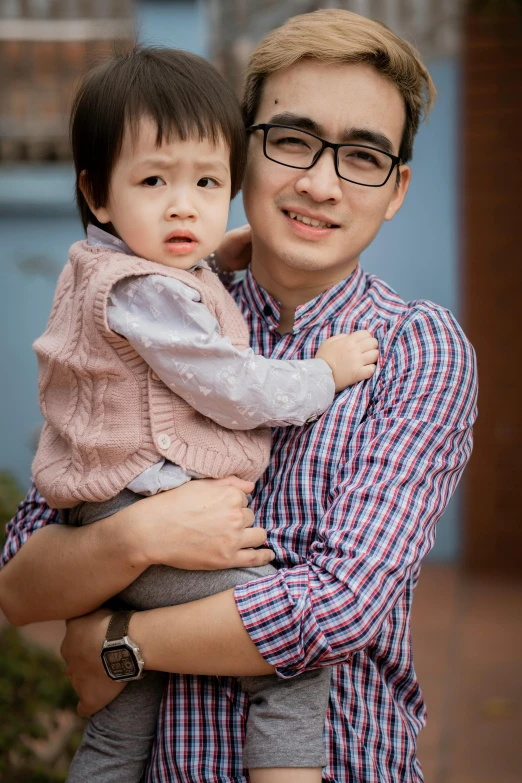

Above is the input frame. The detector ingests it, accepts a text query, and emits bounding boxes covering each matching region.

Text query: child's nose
[165,195,198,221]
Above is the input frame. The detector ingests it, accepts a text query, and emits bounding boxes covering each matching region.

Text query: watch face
[102,644,139,679]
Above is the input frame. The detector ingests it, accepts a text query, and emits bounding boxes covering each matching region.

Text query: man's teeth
[288,211,334,229]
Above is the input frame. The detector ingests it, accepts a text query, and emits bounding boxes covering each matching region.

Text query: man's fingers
[234,546,276,569]
[77,700,92,718]
[217,475,255,495]
[241,525,267,548]
[242,507,255,527]
[76,680,125,718]
[215,476,254,508]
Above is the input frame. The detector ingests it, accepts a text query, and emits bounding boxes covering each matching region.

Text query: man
[0,9,476,783]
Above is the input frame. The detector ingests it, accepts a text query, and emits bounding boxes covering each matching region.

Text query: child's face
[90,116,232,269]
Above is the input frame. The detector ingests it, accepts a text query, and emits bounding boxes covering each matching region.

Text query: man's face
[242,60,411,284]
[86,116,232,270]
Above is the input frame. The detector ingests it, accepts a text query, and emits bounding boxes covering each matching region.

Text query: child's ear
[79,170,111,224]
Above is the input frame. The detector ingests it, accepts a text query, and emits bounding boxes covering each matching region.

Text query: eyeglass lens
[265,126,393,186]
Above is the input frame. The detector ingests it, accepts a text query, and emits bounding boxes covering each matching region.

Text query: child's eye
[197,177,220,189]
[142,176,165,187]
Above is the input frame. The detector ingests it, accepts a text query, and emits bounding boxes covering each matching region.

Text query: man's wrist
[127,609,154,671]
[101,610,145,681]
[105,501,152,572]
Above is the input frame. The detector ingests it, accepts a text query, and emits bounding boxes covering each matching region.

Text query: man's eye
[353,151,377,163]
[342,148,384,168]
[197,177,219,188]
[142,176,165,187]
[276,136,309,148]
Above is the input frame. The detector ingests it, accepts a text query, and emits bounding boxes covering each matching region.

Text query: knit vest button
[158,433,171,450]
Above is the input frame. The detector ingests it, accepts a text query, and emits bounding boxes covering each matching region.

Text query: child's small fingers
[359,336,378,351]
[354,337,377,353]
[362,349,379,364]
[358,363,376,380]
[327,333,352,344]
[353,329,372,342]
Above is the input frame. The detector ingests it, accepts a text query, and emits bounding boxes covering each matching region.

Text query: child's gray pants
[64,489,331,783]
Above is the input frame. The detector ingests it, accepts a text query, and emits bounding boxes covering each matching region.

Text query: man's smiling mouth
[283,210,339,229]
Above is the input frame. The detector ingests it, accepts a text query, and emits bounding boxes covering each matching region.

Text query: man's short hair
[71,46,247,232]
[243,9,436,164]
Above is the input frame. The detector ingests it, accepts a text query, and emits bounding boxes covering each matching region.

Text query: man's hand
[61,609,123,717]
[316,330,379,392]
[126,476,275,571]
[214,224,252,272]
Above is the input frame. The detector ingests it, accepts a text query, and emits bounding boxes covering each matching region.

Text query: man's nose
[295,148,343,203]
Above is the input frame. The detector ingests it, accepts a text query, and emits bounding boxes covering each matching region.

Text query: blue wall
[135,0,207,56]
[0,1,208,491]
[0,3,461,559]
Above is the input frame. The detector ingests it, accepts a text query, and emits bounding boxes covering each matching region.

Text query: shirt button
[306,414,320,423]
[157,433,171,450]
[263,305,272,317]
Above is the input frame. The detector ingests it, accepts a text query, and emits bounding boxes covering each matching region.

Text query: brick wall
[462,8,522,571]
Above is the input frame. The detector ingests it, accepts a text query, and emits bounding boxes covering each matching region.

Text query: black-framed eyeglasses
[247,124,401,188]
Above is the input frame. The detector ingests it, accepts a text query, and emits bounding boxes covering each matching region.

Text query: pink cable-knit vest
[32,241,271,509]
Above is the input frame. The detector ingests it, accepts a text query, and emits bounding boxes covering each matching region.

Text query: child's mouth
[164,233,198,255]
[164,228,199,256]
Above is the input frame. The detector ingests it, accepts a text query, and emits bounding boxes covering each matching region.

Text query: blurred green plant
[0,627,82,782]
[0,474,83,781]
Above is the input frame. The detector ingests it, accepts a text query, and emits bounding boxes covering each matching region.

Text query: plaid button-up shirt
[2,265,477,783]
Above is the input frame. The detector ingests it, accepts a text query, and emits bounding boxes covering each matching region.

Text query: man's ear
[79,170,111,224]
[384,164,411,222]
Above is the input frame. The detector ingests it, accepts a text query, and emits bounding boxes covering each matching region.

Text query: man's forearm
[0,511,148,625]
[1,477,270,629]
[59,584,274,717]
[131,589,274,676]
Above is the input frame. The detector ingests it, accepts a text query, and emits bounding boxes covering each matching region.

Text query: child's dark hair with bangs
[71,46,247,232]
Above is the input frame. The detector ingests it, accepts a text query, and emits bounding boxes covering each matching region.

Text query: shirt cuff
[234,565,331,679]
[308,357,335,411]
[296,358,335,423]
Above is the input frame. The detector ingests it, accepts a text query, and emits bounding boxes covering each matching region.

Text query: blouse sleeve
[107,275,335,430]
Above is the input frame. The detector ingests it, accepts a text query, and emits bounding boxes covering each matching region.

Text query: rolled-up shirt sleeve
[1,481,59,569]
[108,275,335,430]
[234,305,477,677]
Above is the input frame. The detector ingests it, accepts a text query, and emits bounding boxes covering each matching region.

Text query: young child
[32,48,378,783]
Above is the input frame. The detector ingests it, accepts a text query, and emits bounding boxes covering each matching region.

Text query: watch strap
[106,610,135,642]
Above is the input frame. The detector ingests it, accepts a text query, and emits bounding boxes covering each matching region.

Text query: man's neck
[250,246,359,334]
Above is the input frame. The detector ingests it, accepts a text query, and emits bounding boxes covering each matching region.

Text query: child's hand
[316,331,379,392]
[214,224,252,272]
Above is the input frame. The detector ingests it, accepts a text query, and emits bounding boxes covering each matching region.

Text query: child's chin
[157,253,197,270]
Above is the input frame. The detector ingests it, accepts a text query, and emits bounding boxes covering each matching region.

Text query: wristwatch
[100,610,145,681]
